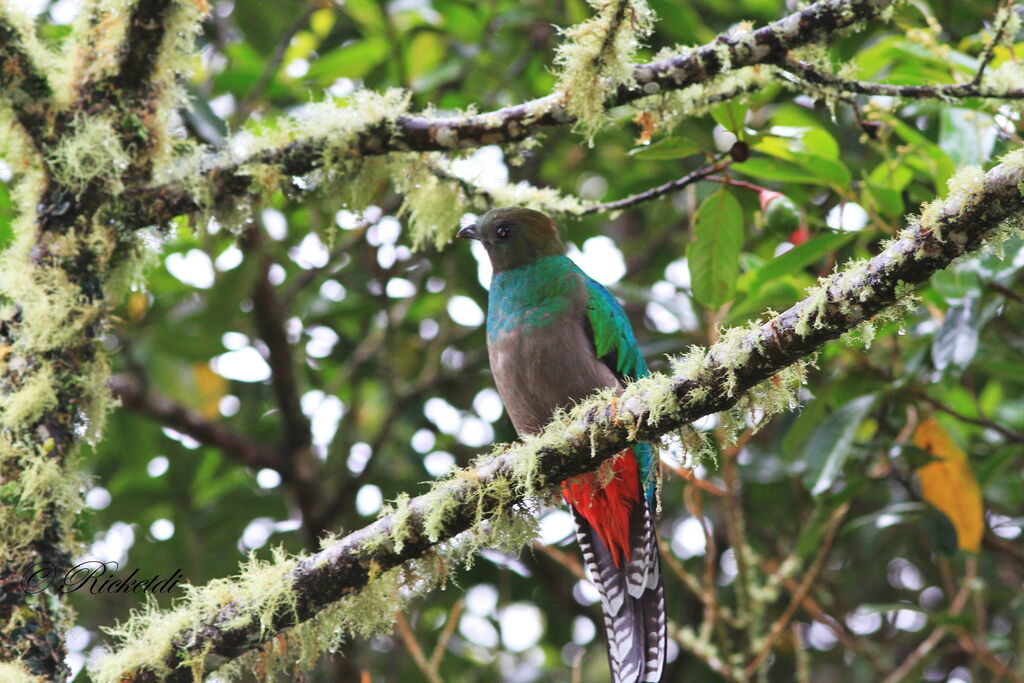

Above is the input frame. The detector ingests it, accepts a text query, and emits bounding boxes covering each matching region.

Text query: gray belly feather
[489,312,620,437]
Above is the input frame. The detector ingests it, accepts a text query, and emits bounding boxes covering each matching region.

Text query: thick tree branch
[0,3,209,678]
[74,0,175,109]
[105,153,1024,682]
[0,10,54,146]
[109,374,282,471]
[121,0,896,227]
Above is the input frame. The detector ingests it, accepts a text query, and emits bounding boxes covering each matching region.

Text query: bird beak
[456,224,479,240]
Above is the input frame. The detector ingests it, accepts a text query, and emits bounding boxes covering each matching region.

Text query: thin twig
[778,55,1024,101]
[916,390,1024,445]
[233,1,321,126]
[533,542,587,581]
[656,536,704,599]
[744,503,849,676]
[793,621,810,683]
[668,464,727,496]
[973,1,1015,86]
[705,175,771,194]
[952,628,1023,682]
[395,612,443,683]
[428,600,465,670]
[881,557,977,683]
[580,156,732,215]
[667,623,738,682]
[719,429,754,650]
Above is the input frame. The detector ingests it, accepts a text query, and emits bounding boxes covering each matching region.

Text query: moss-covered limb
[65,0,207,186]
[0,2,209,677]
[0,8,56,145]
[608,0,894,104]
[109,374,283,471]
[121,0,894,229]
[553,0,655,140]
[0,203,141,679]
[95,154,1024,682]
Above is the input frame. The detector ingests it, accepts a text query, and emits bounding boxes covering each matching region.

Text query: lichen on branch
[554,0,656,142]
[122,0,899,236]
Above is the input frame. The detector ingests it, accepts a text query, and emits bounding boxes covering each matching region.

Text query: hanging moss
[553,0,656,142]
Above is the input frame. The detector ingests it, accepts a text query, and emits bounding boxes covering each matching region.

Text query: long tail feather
[571,502,666,682]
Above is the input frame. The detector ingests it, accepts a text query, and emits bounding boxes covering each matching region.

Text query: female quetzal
[458,207,666,683]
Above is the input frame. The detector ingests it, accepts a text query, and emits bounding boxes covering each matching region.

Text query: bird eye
[495,224,511,240]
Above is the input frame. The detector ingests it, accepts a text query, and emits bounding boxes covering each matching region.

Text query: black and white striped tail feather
[571,504,666,683]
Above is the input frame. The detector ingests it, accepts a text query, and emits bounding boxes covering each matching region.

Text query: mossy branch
[95,151,1024,682]
[0,1,210,678]
[0,8,55,145]
[121,0,897,228]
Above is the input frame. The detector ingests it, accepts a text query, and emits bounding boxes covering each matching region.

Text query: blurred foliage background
[6,0,1022,680]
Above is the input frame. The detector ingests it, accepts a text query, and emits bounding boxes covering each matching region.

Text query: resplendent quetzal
[458,207,666,683]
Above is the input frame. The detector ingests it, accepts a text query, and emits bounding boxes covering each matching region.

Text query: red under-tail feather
[562,452,641,567]
[562,449,666,683]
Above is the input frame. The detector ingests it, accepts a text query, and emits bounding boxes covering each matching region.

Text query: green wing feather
[583,276,648,381]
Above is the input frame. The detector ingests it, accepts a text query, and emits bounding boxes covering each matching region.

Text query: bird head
[456,207,565,272]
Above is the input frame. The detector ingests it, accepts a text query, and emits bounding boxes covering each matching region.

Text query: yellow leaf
[193,363,227,421]
[913,417,984,552]
[310,8,335,38]
[127,291,149,322]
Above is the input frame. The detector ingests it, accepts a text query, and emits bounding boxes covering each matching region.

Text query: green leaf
[687,190,744,308]
[345,0,387,32]
[923,506,960,557]
[406,30,448,83]
[733,158,824,185]
[628,136,701,160]
[868,161,914,192]
[781,391,829,458]
[890,119,957,193]
[800,128,839,159]
[939,108,996,168]
[931,297,980,371]
[802,394,876,496]
[726,279,803,325]
[233,0,309,54]
[742,232,856,293]
[930,267,981,300]
[711,101,748,135]
[864,183,903,217]
[444,4,484,43]
[307,37,391,85]
[797,154,851,188]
